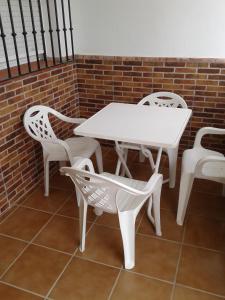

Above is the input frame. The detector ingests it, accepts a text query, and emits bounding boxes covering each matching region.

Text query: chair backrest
[62,165,150,213]
[138,92,187,108]
[23,105,58,143]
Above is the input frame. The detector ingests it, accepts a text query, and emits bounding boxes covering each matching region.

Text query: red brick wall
[76,55,225,154]
[0,63,79,215]
[1,55,225,217]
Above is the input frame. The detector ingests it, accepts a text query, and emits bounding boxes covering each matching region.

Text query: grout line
[107,269,122,300]
[17,204,57,215]
[127,269,173,285]
[0,280,45,299]
[169,220,187,300]
[175,283,225,299]
[182,242,225,254]
[0,205,20,225]
[0,233,29,244]
[31,243,73,257]
[45,208,99,299]
[74,255,122,270]
[44,253,75,299]
[0,192,72,281]
[136,231,182,245]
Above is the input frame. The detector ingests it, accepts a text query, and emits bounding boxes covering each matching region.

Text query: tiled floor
[0,147,224,300]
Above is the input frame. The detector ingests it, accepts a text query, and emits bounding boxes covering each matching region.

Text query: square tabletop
[74,103,192,148]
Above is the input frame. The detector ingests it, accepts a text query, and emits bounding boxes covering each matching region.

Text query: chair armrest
[143,173,163,195]
[72,157,95,173]
[195,155,225,180]
[194,127,225,148]
[48,107,87,124]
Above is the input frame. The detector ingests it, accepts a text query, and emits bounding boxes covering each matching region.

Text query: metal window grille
[0,0,75,81]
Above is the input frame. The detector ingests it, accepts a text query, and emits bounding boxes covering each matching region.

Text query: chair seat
[101,172,147,211]
[66,137,99,163]
[182,147,224,174]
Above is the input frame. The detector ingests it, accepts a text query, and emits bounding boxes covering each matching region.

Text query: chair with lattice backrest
[62,158,163,269]
[24,105,103,197]
[115,92,188,189]
[138,91,187,108]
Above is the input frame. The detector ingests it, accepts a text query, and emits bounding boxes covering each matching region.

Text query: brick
[6,81,22,91]
[198,68,220,74]
[154,67,174,72]
[23,76,37,85]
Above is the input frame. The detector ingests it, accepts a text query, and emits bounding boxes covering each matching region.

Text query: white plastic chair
[24,105,103,196]
[62,158,163,269]
[177,127,225,225]
[116,92,187,188]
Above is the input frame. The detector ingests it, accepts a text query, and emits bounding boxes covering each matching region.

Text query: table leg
[115,141,132,178]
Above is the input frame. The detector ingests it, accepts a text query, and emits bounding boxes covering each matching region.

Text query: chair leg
[44,157,49,197]
[147,178,162,236]
[95,145,103,173]
[176,172,194,226]
[152,185,162,236]
[139,150,145,163]
[118,211,136,269]
[94,207,103,216]
[75,187,81,207]
[167,147,178,189]
[121,149,128,177]
[79,199,88,252]
[115,158,122,176]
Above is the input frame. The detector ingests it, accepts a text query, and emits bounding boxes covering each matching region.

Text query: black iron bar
[28,0,40,70]
[37,0,48,67]
[61,0,68,61]
[54,0,62,63]
[7,0,21,75]
[46,0,56,65]
[18,0,31,72]
[0,14,11,78]
[68,0,74,60]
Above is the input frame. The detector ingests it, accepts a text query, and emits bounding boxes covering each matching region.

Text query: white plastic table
[74,103,192,179]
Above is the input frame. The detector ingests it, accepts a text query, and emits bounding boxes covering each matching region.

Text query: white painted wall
[71,0,225,58]
[0,0,43,69]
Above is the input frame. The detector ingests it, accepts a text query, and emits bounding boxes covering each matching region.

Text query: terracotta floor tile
[22,187,71,213]
[0,283,42,300]
[50,257,119,300]
[0,206,18,224]
[34,215,91,253]
[138,210,184,242]
[177,245,225,296]
[129,162,153,181]
[193,179,223,195]
[160,185,179,212]
[0,207,51,241]
[184,215,225,252]
[173,285,222,300]
[0,235,27,276]
[96,209,143,230]
[57,197,97,221]
[189,192,225,220]
[50,173,75,191]
[76,225,123,267]
[111,271,172,300]
[103,159,117,174]
[2,244,69,295]
[103,147,119,162]
[134,235,180,281]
